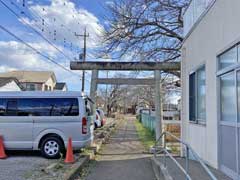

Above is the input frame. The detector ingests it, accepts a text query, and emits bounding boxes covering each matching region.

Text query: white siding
[62,85,67,91]
[0,81,22,91]
[182,0,240,168]
[44,77,56,91]
[183,0,215,36]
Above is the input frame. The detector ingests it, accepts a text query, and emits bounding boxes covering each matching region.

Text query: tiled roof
[0,71,56,83]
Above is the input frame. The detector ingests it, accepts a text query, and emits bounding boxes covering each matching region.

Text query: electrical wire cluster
[0,0,91,79]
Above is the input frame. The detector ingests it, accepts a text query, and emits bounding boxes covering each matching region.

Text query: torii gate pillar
[90,70,99,123]
[154,70,162,141]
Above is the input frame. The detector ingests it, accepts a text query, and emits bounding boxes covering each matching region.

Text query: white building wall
[62,85,67,91]
[0,81,22,91]
[182,0,240,168]
[43,77,56,91]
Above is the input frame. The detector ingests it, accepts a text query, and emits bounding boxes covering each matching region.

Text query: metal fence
[140,113,156,133]
[154,131,217,180]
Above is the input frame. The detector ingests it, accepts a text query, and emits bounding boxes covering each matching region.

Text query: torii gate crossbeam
[71,61,180,71]
[70,61,180,140]
[96,78,155,85]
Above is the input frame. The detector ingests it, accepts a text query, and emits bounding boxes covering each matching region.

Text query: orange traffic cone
[0,136,7,159]
[64,137,74,163]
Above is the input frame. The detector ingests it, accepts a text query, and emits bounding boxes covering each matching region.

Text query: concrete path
[86,116,156,180]
[155,156,231,180]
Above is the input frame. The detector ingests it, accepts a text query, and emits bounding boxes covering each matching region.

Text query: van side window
[0,98,79,116]
[18,99,38,116]
[20,98,79,116]
[61,98,79,116]
[49,98,79,116]
[0,99,7,116]
[35,99,52,116]
[6,100,18,116]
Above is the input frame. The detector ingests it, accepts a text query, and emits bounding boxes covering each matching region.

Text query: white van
[0,91,93,159]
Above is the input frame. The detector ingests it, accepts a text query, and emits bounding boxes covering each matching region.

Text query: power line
[1,0,92,82]
[14,0,82,54]
[0,0,74,62]
[0,24,80,77]
[12,0,92,71]
[9,1,91,78]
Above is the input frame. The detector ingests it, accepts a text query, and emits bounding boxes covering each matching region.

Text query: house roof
[54,82,67,90]
[0,71,56,83]
[0,77,25,90]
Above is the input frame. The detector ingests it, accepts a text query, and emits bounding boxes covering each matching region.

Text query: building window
[189,65,206,123]
[44,85,48,91]
[220,72,235,122]
[218,46,237,70]
[26,84,35,91]
[36,84,42,90]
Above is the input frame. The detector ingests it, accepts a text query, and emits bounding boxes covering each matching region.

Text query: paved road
[86,117,156,180]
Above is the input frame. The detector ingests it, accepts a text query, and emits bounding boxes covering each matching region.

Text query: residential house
[182,0,240,178]
[54,82,68,91]
[0,77,24,91]
[0,71,57,91]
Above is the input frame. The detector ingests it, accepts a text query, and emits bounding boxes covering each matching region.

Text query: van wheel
[40,136,64,159]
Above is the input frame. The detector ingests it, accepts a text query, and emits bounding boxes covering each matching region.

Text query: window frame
[26,83,36,91]
[217,43,240,71]
[189,72,196,122]
[219,71,236,123]
[189,64,206,124]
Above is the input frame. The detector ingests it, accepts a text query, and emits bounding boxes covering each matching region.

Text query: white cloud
[0,41,48,69]
[105,1,114,7]
[26,0,104,49]
[0,1,103,91]
[0,40,84,91]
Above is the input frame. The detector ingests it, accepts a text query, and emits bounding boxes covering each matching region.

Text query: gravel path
[0,151,54,180]
[85,116,156,180]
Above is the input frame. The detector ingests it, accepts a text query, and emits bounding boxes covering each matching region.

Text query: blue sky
[0,0,113,93]
[0,0,180,104]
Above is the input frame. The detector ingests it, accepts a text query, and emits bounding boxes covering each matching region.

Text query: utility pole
[75,27,89,92]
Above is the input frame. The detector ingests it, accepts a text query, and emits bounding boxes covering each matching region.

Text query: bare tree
[98,84,125,115]
[101,0,190,63]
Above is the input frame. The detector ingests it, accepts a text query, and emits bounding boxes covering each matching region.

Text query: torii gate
[70,61,180,140]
